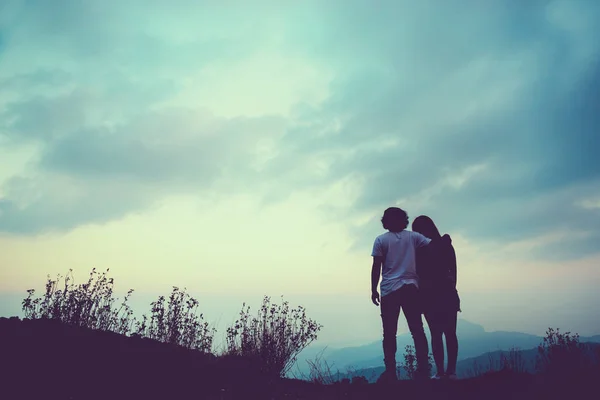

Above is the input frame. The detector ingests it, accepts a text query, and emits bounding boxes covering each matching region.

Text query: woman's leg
[443,312,459,375]
[425,312,444,376]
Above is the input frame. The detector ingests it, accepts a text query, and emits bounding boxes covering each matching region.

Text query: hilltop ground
[1,317,598,400]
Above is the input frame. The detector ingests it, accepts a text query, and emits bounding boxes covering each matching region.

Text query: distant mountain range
[339,342,600,382]
[291,319,600,379]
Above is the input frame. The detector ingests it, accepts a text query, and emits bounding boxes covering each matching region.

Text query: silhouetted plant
[536,328,592,376]
[465,352,509,378]
[500,347,529,373]
[466,349,530,378]
[22,269,215,353]
[22,268,136,335]
[400,345,416,379]
[398,345,435,379]
[225,296,322,377]
[302,347,341,384]
[135,287,215,353]
[344,364,379,384]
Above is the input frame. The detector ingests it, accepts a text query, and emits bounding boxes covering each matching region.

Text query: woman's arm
[449,245,457,288]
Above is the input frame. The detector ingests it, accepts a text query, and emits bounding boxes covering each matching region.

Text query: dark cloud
[0,97,285,233]
[0,69,70,91]
[266,0,600,259]
[0,175,154,234]
[39,110,285,184]
[0,0,271,74]
[536,57,600,189]
[2,92,87,142]
[415,56,600,249]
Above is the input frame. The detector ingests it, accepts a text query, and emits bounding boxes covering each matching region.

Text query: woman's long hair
[412,215,442,240]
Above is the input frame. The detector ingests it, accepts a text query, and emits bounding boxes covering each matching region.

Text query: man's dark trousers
[380,283,429,374]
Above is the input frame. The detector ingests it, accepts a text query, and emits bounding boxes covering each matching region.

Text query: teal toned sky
[1,0,600,346]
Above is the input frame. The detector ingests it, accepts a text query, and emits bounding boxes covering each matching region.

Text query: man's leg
[400,284,430,377]
[380,290,401,373]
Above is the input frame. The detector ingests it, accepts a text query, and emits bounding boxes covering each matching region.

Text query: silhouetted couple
[370,207,460,382]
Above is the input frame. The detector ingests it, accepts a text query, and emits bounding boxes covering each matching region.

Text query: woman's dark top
[416,234,460,313]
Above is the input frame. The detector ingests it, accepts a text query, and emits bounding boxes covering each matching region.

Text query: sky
[1,0,600,347]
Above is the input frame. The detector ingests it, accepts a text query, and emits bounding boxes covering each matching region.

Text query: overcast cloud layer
[1,0,600,260]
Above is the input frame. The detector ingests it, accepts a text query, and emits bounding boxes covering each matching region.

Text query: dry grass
[22,268,321,377]
[225,296,322,377]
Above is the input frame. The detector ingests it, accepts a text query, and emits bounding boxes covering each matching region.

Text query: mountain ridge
[293,320,600,376]
[341,342,600,382]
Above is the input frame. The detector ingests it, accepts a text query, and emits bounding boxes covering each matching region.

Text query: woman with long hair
[412,215,460,380]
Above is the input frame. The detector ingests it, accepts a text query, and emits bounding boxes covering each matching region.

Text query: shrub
[22,269,215,353]
[536,328,593,377]
[135,286,215,353]
[225,296,322,378]
[22,268,136,335]
[399,345,434,379]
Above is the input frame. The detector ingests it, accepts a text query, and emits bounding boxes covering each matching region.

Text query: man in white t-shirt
[371,207,431,382]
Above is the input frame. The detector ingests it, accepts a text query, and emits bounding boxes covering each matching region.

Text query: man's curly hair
[381,207,409,232]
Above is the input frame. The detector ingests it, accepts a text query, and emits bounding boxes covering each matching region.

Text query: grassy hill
[5,271,599,399]
[2,317,600,400]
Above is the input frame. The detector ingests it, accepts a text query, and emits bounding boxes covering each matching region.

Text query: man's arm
[413,232,432,248]
[371,256,383,306]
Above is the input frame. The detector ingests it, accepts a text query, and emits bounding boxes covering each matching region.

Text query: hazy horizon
[1,282,599,348]
[1,0,600,346]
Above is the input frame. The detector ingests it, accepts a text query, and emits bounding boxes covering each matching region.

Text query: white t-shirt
[371,230,431,297]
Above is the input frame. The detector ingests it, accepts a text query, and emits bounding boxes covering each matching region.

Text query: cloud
[39,110,286,184]
[0,69,71,92]
[0,174,154,234]
[0,0,292,233]
[1,0,600,262]
[263,0,600,258]
[0,103,285,233]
